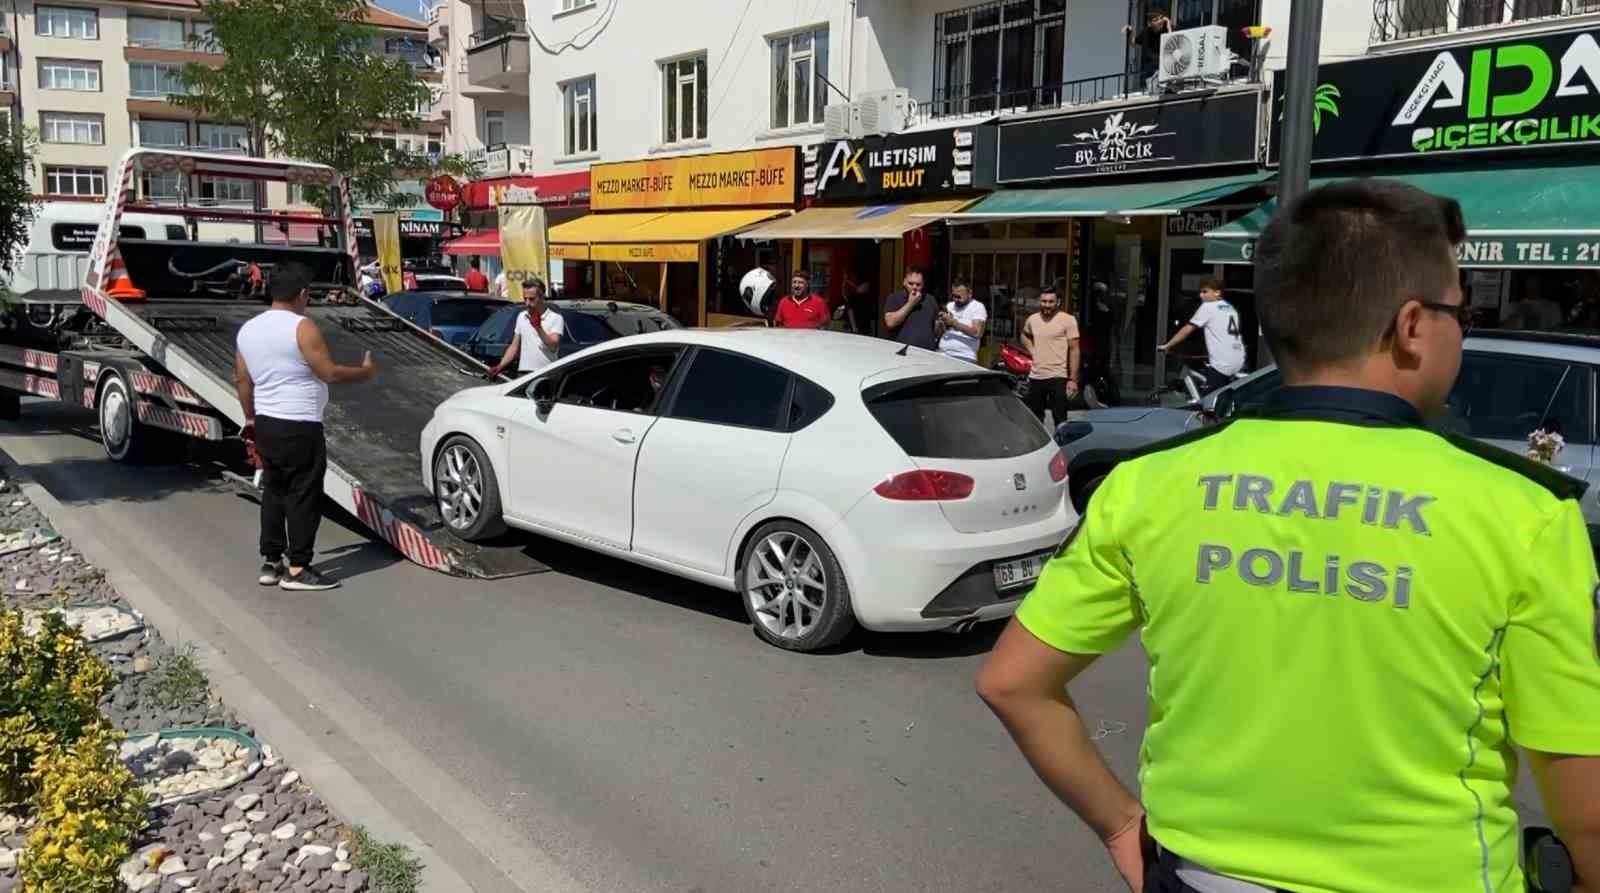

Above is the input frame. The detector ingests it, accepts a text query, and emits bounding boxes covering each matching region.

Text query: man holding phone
[487,277,565,377]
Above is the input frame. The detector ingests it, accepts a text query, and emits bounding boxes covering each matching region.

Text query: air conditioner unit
[1158,26,1229,84]
[852,88,911,136]
[823,103,855,140]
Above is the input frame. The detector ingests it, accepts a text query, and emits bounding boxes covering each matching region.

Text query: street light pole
[1276,0,1325,209]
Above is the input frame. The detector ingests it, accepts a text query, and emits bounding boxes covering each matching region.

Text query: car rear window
[430,300,503,327]
[866,375,1049,459]
[605,311,680,337]
[563,312,615,345]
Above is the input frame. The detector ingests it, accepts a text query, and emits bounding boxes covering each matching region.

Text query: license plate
[993,550,1052,592]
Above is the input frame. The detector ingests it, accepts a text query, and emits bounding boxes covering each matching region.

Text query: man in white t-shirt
[1158,277,1247,393]
[938,280,988,363]
[487,277,565,377]
[491,269,508,299]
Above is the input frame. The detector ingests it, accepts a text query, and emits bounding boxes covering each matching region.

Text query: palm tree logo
[1278,83,1342,135]
[1074,111,1157,156]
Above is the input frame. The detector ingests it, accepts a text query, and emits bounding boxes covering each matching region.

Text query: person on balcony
[1124,7,1173,92]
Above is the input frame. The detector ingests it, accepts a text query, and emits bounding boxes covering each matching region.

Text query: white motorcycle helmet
[740,267,777,318]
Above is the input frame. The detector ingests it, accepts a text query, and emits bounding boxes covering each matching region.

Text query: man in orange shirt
[463,258,490,293]
[773,270,830,329]
[1021,286,1080,425]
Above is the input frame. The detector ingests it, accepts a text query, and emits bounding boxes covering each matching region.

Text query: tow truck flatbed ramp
[123,298,547,579]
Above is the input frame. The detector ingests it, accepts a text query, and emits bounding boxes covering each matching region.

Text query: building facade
[0,0,446,211]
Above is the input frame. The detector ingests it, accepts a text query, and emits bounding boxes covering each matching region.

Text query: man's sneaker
[258,561,285,586]
[278,567,340,591]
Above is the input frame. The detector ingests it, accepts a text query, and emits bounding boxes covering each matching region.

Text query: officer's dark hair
[1256,179,1465,375]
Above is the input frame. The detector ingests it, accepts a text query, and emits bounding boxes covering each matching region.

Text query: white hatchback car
[420,329,1076,651]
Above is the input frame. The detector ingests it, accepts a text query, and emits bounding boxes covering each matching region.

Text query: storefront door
[1159,236,1222,386]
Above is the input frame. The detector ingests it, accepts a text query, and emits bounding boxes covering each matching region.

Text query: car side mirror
[1207,388,1237,420]
[530,378,555,414]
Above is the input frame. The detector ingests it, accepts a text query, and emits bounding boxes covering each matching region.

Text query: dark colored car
[382,291,507,348]
[463,300,682,366]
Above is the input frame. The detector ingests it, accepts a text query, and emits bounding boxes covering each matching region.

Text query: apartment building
[427,0,527,174]
[0,0,447,209]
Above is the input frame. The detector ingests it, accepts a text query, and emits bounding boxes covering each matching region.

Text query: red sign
[425,175,462,212]
[462,171,591,210]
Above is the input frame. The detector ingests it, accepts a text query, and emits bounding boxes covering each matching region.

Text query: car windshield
[431,300,504,327]
[866,375,1049,460]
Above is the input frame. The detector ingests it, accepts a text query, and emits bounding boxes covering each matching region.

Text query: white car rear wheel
[434,436,506,541]
[739,521,855,652]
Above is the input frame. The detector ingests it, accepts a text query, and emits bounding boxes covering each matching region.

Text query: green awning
[940,174,1266,220]
[1205,164,1600,268]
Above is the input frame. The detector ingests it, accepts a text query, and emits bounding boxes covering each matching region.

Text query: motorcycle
[991,340,1122,409]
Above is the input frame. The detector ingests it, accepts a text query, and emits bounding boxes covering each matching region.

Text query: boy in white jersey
[1158,277,1247,393]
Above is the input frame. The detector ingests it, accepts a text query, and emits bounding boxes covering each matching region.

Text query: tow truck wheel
[434,436,506,541]
[98,374,180,464]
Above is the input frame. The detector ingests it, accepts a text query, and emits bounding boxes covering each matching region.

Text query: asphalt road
[0,401,1151,893]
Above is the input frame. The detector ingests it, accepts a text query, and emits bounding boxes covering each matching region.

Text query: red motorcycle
[992,340,1122,408]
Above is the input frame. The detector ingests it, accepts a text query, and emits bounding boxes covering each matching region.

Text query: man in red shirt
[463,258,489,293]
[772,270,830,329]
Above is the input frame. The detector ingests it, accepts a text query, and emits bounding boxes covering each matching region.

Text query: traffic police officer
[977,180,1600,893]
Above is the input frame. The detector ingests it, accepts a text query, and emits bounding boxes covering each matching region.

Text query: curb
[2,452,585,893]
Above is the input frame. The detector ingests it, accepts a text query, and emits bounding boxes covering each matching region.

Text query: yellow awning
[551,208,789,263]
[734,199,975,240]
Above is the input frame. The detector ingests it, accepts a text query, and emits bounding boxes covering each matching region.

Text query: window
[139,171,184,202]
[934,0,1065,114]
[770,28,827,130]
[40,112,101,144]
[558,350,682,415]
[668,349,790,431]
[137,119,188,148]
[788,378,835,432]
[1443,354,1594,445]
[0,110,12,138]
[482,110,506,146]
[44,165,104,197]
[127,16,185,48]
[661,54,707,144]
[562,76,595,155]
[384,36,428,67]
[197,123,248,153]
[36,6,96,39]
[867,375,1049,459]
[39,59,99,91]
[427,136,443,156]
[198,175,253,206]
[129,61,185,98]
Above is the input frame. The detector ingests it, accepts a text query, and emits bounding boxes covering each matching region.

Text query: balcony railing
[128,36,191,50]
[1372,0,1600,42]
[468,18,524,49]
[916,67,1258,124]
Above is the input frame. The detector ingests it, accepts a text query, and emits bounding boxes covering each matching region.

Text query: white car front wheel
[739,521,855,652]
[433,436,506,541]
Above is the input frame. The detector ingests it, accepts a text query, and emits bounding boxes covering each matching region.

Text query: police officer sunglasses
[1418,300,1474,334]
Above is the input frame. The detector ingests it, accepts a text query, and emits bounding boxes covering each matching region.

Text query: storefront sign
[1166,207,1247,236]
[1212,233,1600,268]
[549,243,590,260]
[477,144,533,177]
[463,172,591,210]
[998,91,1262,182]
[1269,28,1600,164]
[350,218,461,239]
[590,148,797,211]
[425,175,461,212]
[589,242,700,263]
[803,125,996,201]
[499,203,549,302]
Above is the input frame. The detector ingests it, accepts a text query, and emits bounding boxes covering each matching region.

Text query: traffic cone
[104,247,145,300]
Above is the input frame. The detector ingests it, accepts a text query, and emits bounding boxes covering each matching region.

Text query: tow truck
[0,148,542,579]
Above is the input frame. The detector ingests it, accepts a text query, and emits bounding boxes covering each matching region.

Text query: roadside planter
[120,727,262,807]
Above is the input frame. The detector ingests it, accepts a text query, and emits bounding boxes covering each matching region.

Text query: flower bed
[0,479,414,893]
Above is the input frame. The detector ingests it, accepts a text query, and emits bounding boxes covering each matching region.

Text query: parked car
[411,272,469,292]
[421,329,1074,652]
[1058,331,1600,526]
[381,291,507,348]
[463,300,681,366]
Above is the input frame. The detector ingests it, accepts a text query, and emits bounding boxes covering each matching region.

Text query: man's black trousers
[1024,376,1071,425]
[255,416,326,568]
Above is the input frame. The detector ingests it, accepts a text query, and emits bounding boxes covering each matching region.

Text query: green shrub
[0,610,114,807]
[20,720,147,892]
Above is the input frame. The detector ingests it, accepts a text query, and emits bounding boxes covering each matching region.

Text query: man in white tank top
[234,264,378,591]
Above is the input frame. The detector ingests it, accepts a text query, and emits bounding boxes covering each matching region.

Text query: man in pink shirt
[1020,286,1080,425]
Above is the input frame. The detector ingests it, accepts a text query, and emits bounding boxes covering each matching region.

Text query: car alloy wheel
[745,530,828,642]
[436,442,484,531]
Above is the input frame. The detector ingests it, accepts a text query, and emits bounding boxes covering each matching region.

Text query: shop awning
[441,229,500,256]
[734,199,976,240]
[938,174,1266,221]
[1205,164,1600,268]
[550,208,786,263]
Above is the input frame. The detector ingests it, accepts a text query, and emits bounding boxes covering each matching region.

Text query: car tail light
[1049,452,1068,482]
[875,470,975,501]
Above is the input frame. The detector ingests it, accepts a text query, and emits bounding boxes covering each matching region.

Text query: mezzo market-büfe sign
[998,91,1261,183]
[1270,27,1600,163]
